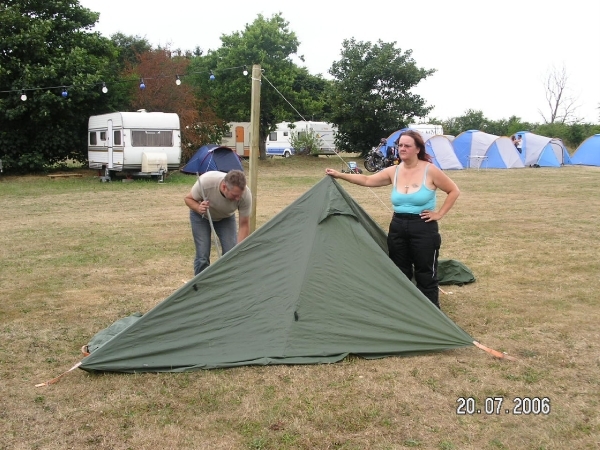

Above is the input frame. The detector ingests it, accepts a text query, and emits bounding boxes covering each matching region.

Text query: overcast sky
[78,0,599,124]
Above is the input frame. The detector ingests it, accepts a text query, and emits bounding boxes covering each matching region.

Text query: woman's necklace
[403,160,419,191]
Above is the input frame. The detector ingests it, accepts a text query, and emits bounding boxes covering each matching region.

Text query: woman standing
[325,130,460,308]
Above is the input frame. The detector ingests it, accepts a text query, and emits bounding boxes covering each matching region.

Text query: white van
[265,122,295,157]
[88,111,181,181]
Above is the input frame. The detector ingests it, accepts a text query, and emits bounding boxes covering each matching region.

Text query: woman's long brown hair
[398,130,432,163]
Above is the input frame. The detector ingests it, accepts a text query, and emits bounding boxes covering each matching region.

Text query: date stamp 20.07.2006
[456,397,551,415]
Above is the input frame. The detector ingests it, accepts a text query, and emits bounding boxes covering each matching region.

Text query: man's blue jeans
[190,211,237,275]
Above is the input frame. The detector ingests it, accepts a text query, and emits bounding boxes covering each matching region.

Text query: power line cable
[261,74,391,213]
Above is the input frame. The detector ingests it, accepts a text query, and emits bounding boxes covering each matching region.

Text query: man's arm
[237,215,250,243]
[184,191,209,215]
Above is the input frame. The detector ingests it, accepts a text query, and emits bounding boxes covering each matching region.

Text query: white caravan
[266,121,338,157]
[88,111,181,181]
[220,122,251,157]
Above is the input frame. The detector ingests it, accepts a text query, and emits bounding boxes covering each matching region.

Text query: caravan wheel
[283,150,291,158]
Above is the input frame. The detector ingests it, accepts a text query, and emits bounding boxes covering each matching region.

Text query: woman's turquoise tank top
[390,163,436,214]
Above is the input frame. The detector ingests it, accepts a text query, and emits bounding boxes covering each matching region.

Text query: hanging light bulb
[243,66,248,76]
[175,75,181,86]
[101,82,108,94]
[61,88,68,98]
[20,90,27,101]
[140,78,146,90]
[209,71,215,81]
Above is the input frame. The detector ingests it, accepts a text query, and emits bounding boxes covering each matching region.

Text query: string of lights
[3,64,317,138]
[0,65,251,101]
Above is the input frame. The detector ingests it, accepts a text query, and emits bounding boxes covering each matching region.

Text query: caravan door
[107,119,114,170]
[235,126,246,157]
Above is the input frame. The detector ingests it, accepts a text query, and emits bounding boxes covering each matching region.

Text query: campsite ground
[1,157,599,450]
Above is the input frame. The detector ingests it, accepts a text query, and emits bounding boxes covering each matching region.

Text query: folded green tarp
[438,259,476,286]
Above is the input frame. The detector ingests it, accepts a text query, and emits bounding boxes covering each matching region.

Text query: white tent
[453,130,525,169]
[516,131,571,167]
[424,135,463,170]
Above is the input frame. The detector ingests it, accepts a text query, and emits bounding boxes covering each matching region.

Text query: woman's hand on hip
[420,210,440,222]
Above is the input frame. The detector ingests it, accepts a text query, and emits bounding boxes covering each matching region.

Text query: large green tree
[187,13,328,159]
[0,0,126,172]
[328,39,434,155]
[110,32,152,69]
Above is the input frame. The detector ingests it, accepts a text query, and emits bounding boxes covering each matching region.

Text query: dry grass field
[0,156,599,450]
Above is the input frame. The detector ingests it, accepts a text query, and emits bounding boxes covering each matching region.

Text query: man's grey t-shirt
[190,171,251,221]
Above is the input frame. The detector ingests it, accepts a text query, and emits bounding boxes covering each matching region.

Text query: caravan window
[269,132,277,141]
[89,132,97,145]
[113,130,122,146]
[131,130,173,147]
[283,131,289,137]
[100,131,106,141]
[223,131,233,138]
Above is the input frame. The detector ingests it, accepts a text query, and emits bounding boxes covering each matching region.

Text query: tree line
[1,1,597,173]
[429,109,600,151]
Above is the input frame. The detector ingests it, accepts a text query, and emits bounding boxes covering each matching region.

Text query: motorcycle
[364,138,398,172]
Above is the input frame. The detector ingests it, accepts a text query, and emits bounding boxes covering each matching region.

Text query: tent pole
[197,172,222,259]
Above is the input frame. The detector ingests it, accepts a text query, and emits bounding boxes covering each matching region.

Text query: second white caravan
[219,121,338,157]
[266,121,338,157]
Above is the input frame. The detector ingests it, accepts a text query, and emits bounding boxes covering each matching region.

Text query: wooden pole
[249,64,261,233]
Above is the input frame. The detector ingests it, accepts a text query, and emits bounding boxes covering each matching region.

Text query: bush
[289,129,324,156]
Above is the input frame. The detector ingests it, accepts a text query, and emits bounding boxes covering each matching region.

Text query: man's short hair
[224,170,246,190]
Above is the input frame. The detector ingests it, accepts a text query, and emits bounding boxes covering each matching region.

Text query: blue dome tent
[516,132,571,167]
[571,134,600,166]
[182,145,243,175]
[452,130,524,169]
[425,135,463,170]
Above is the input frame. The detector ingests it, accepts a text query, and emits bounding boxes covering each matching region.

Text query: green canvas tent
[79,176,475,373]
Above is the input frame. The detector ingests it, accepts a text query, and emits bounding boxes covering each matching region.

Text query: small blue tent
[182,145,243,175]
[571,134,600,166]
